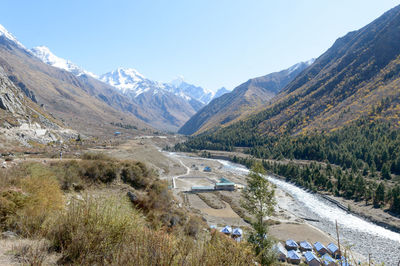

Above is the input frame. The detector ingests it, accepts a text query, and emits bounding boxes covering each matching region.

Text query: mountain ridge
[178,60,314,135]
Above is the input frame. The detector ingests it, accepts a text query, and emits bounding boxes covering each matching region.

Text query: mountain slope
[178,60,313,135]
[186,4,400,144]
[253,4,400,134]
[0,65,77,147]
[0,27,148,136]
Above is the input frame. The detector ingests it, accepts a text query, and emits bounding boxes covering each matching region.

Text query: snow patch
[30,46,98,78]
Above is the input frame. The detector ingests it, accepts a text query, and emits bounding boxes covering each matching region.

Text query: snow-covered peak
[169,75,185,88]
[0,24,26,49]
[100,68,154,95]
[30,46,98,78]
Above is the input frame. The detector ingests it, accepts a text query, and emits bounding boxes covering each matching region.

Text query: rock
[127,191,138,203]
[1,231,18,239]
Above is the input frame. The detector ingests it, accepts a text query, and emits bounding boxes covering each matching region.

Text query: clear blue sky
[1,0,399,91]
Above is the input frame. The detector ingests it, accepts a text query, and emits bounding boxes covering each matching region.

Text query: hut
[327,243,341,259]
[287,250,301,264]
[220,225,232,235]
[272,242,287,262]
[114,131,121,136]
[232,228,243,238]
[203,166,212,172]
[304,251,321,266]
[299,240,313,251]
[314,242,328,255]
[285,239,299,250]
[321,254,336,266]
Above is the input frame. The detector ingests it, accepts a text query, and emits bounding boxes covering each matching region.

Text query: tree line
[175,119,400,214]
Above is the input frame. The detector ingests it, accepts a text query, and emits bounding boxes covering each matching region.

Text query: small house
[304,251,321,266]
[273,242,287,262]
[287,250,301,264]
[327,242,341,259]
[299,240,313,251]
[232,228,243,238]
[215,182,235,191]
[114,131,121,136]
[321,254,336,266]
[220,225,232,235]
[191,186,215,192]
[285,239,299,250]
[314,242,328,255]
[204,166,212,172]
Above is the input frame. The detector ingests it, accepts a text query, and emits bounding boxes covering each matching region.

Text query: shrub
[45,196,144,264]
[0,163,64,236]
[80,160,118,183]
[81,152,112,161]
[121,161,153,189]
[16,168,64,236]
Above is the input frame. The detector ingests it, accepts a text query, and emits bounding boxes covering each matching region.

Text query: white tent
[232,228,243,237]
[220,225,232,234]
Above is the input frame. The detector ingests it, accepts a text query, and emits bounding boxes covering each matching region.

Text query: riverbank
[194,149,400,234]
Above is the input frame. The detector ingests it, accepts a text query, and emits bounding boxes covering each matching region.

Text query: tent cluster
[273,239,352,265]
[218,225,243,242]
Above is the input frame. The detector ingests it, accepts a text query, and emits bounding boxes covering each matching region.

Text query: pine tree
[241,162,276,265]
[374,183,385,207]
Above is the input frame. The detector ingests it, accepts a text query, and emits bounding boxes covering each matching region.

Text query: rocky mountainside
[0,26,149,137]
[179,60,314,135]
[0,65,76,147]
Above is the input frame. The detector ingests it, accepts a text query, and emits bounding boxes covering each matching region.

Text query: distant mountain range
[28,44,229,131]
[178,59,314,135]
[0,25,148,137]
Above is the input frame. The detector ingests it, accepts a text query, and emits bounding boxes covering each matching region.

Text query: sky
[1,0,399,91]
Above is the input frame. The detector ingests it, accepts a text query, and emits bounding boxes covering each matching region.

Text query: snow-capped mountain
[0,24,26,49]
[30,46,98,78]
[100,68,220,104]
[100,68,206,131]
[100,68,163,96]
[168,77,215,104]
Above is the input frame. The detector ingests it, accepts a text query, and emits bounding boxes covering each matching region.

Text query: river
[167,152,400,265]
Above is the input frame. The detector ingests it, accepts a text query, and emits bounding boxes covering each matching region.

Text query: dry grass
[12,240,53,266]
[0,159,258,265]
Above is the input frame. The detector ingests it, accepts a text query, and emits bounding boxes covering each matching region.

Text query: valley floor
[90,137,366,260]
[1,135,390,264]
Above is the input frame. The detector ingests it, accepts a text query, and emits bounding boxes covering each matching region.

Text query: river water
[217,158,400,265]
[167,153,400,265]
